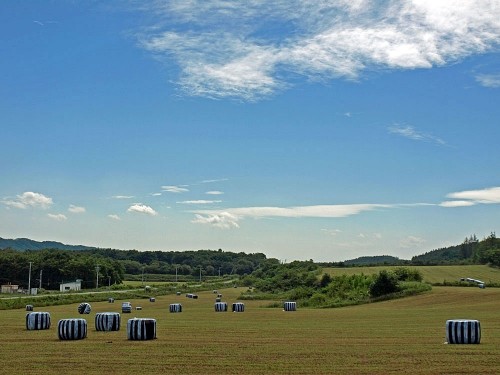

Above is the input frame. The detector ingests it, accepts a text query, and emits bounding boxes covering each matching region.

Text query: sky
[1,0,500,262]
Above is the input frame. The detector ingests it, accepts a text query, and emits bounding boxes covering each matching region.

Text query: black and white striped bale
[283,301,297,311]
[215,302,228,312]
[127,318,157,340]
[169,303,182,313]
[108,297,115,303]
[26,312,51,330]
[446,319,481,344]
[149,297,155,302]
[215,297,221,302]
[26,304,33,311]
[95,312,121,331]
[232,302,245,312]
[77,302,91,314]
[57,318,87,340]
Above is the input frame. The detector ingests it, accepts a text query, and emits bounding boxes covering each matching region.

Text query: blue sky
[1,1,500,261]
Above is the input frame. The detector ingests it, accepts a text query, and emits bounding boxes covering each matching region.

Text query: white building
[60,279,82,292]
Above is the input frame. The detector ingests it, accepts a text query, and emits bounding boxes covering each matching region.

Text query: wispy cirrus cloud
[127,204,158,216]
[47,213,67,221]
[177,200,222,205]
[111,195,134,199]
[68,205,86,214]
[136,0,500,100]
[206,191,224,195]
[475,73,500,88]
[2,192,53,209]
[388,125,446,145]
[161,185,189,193]
[441,186,500,207]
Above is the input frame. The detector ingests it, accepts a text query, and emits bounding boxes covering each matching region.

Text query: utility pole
[95,265,100,289]
[28,262,32,295]
[108,276,111,289]
[175,266,178,282]
[39,269,43,289]
[199,266,202,283]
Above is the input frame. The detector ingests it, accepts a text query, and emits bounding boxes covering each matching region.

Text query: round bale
[26,312,51,330]
[169,303,182,313]
[446,319,481,344]
[232,302,245,312]
[77,302,91,314]
[95,312,121,332]
[127,318,156,340]
[283,301,297,312]
[58,318,87,340]
[215,302,228,312]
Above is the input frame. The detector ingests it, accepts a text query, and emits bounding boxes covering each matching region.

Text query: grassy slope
[323,264,500,284]
[1,286,500,374]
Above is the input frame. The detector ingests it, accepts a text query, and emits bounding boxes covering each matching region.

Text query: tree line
[0,247,268,290]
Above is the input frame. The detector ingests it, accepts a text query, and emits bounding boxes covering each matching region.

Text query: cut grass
[1,286,500,374]
[323,264,500,284]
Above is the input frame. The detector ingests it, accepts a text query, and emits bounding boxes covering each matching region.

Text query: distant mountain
[343,255,406,266]
[0,237,94,251]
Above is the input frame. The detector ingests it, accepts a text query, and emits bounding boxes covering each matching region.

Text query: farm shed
[60,279,82,292]
[1,284,19,294]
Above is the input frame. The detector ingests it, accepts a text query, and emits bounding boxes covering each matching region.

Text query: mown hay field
[323,264,500,284]
[2,286,500,374]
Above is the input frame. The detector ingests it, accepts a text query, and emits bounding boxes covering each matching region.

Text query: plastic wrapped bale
[149,297,155,302]
[122,302,132,313]
[77,302,91,314]
[215,302,228,312]
[26,312,51,330]
[136,306,142,311]
[232,302,245,312]
[26,305,34,311]
[215,297,221,303]
[95,312,121,332]
[169,303,182,313]
[58,319,87,340]
[127,318,156,340]
[176,291,181,296]
[283,301,297,312]
[446,319,481,344]
[192,294,198,299]
[108,297,115,303]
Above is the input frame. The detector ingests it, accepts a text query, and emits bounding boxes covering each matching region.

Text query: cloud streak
[136,0,500,100]
[388,125,445,145]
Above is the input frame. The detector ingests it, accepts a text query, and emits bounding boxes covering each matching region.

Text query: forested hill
[343,255,405,266]
[0,237,94,251]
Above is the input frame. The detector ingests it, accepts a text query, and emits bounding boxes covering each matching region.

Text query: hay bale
[127,318,156,340]
[58,318,87,340]
[215,302,228,312]
[26,304,33,311]
[446,319,481,344]
[232,302,245,312]
[215,297,221,302]
[217,294,222,298]
[192,294,198,299]
[169,303,182,313]
[122,302,132,313]
[149,297,155,302]
[95,312,121,332]
[77,302,91,314]
[136,306,142,310]
[176,291,181,296]
[108,297,115,303]
[26,312,51,330]
[283,301,297,312]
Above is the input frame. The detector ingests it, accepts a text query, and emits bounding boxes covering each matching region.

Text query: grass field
[2,285,500,374]
[323,264,500,284]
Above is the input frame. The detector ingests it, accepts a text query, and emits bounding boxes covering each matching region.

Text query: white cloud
[127,204,158,216]
[388,125,445,145]
[200,178,229,184]
[191,212,240,229]
[136,0,500,100]
[178,200,222,205]
[476,73,500,88]
[400,235,426,248]
[321,228,342,236]
[206,191,224,195]
[47,213,67,221]
[3,192,53,209]
[195,203,389,219]
[161,185,189,193]
[68,205,86,214]
[446,186,500,204]
[439,200,476,208]
[108,214,121,221]
[112,195,134,199]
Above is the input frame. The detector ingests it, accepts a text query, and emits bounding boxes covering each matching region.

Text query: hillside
[0,237,94,251]
[343,255,405,266]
